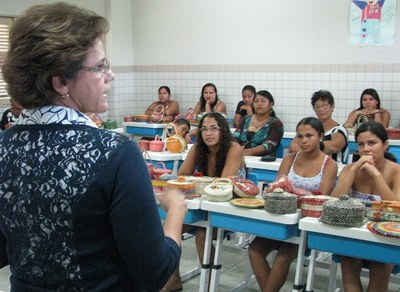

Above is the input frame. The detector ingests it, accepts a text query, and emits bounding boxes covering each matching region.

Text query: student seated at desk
[0,98,23,130]
[233,90,284,156]
[248,117,337,292]
[162,112,244,291]
[344,88,391,129]
[193,83,227,116]
[145,86,180,121]
[289,90,348,164]
[331,121,400,292]
[233,85,256,128]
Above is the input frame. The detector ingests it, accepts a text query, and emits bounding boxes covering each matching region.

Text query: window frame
[0,16,15,107]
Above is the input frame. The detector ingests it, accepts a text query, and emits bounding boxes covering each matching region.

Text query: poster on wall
[349,0,397,46]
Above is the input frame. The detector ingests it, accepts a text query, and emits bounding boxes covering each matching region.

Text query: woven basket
[320,195,365,227]
[185,176,214,196]
[264,188,297,214]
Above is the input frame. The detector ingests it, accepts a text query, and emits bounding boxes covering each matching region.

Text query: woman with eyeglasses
[0,3,187,291]
[289,90,349,164]
[344,88,391,129]
[162,112,244,291]
[145,85,180,121]
[233,90,284,157]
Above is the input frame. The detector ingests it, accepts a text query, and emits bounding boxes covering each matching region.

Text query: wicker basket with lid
[320,194,365,227]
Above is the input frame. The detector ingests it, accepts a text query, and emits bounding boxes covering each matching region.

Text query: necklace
[248,115,271,132]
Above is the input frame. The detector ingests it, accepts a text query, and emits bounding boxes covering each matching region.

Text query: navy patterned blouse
[0,106,180,291]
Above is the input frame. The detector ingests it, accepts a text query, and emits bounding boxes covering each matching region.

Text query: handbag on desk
[164,123,187,153]
[150,104,164,123]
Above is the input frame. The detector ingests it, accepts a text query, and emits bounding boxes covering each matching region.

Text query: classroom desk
[297,217,400,291]
[143,151,184,175]
[123,121,166,137]
[199,200,302,292]
[245,156,282,183]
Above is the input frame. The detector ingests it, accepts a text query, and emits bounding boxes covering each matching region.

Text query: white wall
[0,0,133,67]
[132,0,400,65]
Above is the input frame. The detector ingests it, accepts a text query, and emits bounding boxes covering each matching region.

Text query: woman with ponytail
[248,117,337,292]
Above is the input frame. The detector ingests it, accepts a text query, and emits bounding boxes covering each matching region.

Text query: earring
[61,93,69,100]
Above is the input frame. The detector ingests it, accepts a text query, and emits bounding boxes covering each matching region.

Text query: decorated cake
[166,176,198,198]
[264,188,297,214]
[204,178,233,202]
[301,195,333,218]
[364,200,400,222]
[232,177,259,198]
[320,194,365,227]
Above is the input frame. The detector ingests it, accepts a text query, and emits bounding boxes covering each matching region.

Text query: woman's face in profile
[66,40,114,113]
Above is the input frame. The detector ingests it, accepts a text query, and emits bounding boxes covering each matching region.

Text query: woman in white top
[248,117,337,292]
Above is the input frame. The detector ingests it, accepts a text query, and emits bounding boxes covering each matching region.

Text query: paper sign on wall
[349,0,396,46]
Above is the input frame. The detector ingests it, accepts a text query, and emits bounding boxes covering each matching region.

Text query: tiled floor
[0,235,399,291]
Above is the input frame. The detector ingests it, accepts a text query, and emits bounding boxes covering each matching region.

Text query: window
[0,17,14,106]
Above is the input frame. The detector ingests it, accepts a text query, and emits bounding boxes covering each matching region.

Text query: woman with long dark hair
[344,88,391,128]
[163,112,244,291]
[332,120,400,292]
[193,83,227,116]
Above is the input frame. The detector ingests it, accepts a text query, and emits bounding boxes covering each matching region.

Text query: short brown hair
[2,2,109,108]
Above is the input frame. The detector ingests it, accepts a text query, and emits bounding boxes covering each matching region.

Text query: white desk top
[123,122,166,128]
[201,200,301,224]
[284,131,400,146]
[245,156,282,171]
[245,156,345,175]
[157,197,203,210]
[109,127,124,133]
[299,217,400,247]
[143,151,183,161]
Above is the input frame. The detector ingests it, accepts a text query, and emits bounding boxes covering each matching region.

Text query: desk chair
[277,142,284,158]
[327,254,400,292]
[388,146,400,163]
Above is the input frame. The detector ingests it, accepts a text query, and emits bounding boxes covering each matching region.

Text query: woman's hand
[156,188,187,214]
[351,155,379,177]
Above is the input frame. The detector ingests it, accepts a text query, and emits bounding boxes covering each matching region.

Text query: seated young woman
[248,117,338,292]
[344,88,391,129]
[233,90,284,156]
[193,83,227,116]
[289,90,348,164]
[145,86,180,121]
[233,85,256,128]
[162,112,244,291]
[331,121,400,292]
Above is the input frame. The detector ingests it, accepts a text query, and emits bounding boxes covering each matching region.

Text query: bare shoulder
[381,107,391,115]
[229,141,244,154]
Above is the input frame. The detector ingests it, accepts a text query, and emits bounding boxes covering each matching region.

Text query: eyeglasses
[200,126,220,133]
[81,58,111,76]
[313,103,330,111]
